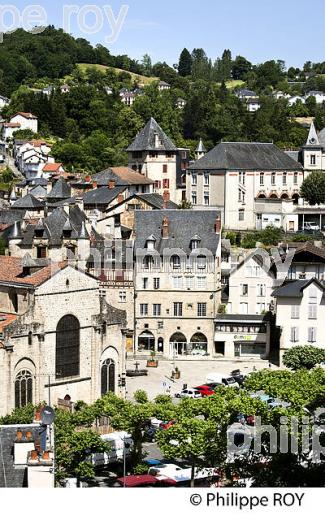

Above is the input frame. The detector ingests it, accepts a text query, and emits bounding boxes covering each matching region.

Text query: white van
[206,373,239,388]
[92,431,133,467]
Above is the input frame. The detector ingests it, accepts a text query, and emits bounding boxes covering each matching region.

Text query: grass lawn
[76,63,158,85]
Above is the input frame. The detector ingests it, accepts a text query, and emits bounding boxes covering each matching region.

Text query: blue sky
[5,0,325,67]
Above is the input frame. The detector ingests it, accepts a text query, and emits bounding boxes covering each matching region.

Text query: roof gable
[126,117,177,152]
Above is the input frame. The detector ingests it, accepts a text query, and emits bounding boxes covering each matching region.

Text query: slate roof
[0,425,39,488]
[196,138,207,153]
[93,167,153,186]
[134,209,220,254]
[319,127,325,147]
[188,142,304,171]
[272,278,324,298]
[12,194,45,210]
[136,193,179,209]
[126,117,177,152]
[29,186,47,198]
[83,186,125,206]
[0,210,25,225]
[19,206,88,247]
[47,178,71,200]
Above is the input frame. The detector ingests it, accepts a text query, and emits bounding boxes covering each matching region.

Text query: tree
[142,54,152,76]
[178,48,192,77]
[232,55,252,80]
[178,199,193,209]
[300,171,325,205]
[283,346,325,371]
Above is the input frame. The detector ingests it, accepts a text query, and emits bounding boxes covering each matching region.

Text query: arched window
[56,315,80,378]
[143,255,154,270]
[15,370,33,408]
[170,255,181,270]
[101,359,116,395]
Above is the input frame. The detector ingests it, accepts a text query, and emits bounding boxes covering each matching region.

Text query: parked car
[92,431,133,467]
[194,385,215,397]
[148,463,219,483]
[206,373,239,388]
[230,369,246,386]
[174,388,202,399]
[114,475,176,487]
[304,222,320,231]
[160,420,176,429]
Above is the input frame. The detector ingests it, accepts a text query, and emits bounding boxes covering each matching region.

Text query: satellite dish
[41,406,55,425]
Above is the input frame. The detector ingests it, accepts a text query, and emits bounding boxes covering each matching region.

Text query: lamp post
[122,437,131,487]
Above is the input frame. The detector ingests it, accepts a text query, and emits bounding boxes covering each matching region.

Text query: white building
[272,278,325,364]
[305,91,325,104]
[10,113,38,134]
[187,141,304,230]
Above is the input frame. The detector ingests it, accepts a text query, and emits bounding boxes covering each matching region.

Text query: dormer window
[170,255,181,270]
[190,234,201,250]
[146,235,156,250]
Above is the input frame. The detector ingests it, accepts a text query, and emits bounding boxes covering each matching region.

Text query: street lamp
[121,437,131,488]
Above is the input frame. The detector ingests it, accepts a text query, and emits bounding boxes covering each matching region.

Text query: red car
[160,420,176,430]
[194,385,215,397]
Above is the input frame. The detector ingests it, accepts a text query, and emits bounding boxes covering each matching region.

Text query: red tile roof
[43,163,63,172]
[12,112,37,119]
[0,313,18,332]
[0,257,66,288]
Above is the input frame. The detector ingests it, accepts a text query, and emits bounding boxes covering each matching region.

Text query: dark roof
[19,207,88,247]
[272,278,324,298]
[29,186,47,198]
[126,117,177,152]
[0,425,39,487]
[93,167,153,187]
[215,314,270,323]
[188,142,304,171]
[319,127,325,147]
[0,210,25,225]
[292,241,325,261]
[47,178,71,200]
[83,187,125,206]
[12,194,45,210]
[29,178,48,187]
[136,193,179,209]
[134,209,220,254]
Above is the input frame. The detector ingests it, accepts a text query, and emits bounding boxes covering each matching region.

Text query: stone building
[0,257,126,417]
[133,209,222,359]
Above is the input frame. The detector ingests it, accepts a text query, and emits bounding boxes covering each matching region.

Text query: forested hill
[0,26,144,95]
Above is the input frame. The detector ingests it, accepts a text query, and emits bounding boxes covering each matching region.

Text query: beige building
[133,209,222,359]
[0,257,126,417]
[126,117,183,204]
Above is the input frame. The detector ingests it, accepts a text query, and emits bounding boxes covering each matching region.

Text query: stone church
[0,256,127,417]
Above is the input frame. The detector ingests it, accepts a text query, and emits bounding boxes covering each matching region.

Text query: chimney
[154,131,159,148]
[163,190,170,209]
[117,193,124,204]
[162,216,169,239]
[215,215,221,233]
[92,181,97,189]
[108,180,116,190]
[85,175,91,183]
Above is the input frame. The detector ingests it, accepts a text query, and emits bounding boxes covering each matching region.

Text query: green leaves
[300,171,325,206]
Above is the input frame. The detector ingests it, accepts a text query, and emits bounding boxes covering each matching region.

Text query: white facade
[10,113,38,133]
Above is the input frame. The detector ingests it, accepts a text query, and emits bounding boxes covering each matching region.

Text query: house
[8,206,90,265]
[91,166,154,194]
[120,90,136,106]
[0,95,10,110]
[126,117,179,202]
[305,91,325,104]
[46,177,72,204]
[187,141,304,230]
[133,210,222,359]
[247,98,261,112]
[235,88,259,100]
[15,141,53,179]
[60,84,70,94]
[42,163,65,179]
[42,85,54,97]
[10,113,38,133]
[158,81,171,91]
[0,256,126,417]
[176,98,186,109]
[11,193,45,217]
[272,278,325,365]
[288,95,306,107]
[301,121,325,172]
[2,122,21,141]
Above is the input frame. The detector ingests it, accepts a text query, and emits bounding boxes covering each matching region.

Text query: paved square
[125,358,273,400]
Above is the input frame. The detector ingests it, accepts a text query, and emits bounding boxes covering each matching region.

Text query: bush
[225,232,236,245]
[133,390,149,404]
[283,345,325,371]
